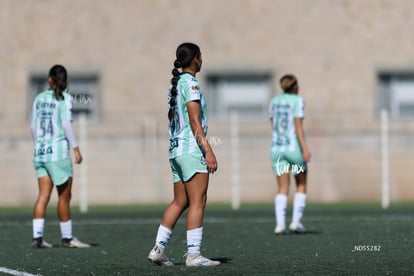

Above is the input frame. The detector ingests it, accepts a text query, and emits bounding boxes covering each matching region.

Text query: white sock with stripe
[155,224,172,250]
[187,226,203,254]
[33,218,45,239]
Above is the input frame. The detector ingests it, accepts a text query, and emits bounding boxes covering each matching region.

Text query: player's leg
[56,177,72,221]
[274,173,290,234]
[148,160,187,266]
[290,169,307,233]
[32,175,53,248]
[295,170,307,193]
[185,173,208,230]
[149,180,188,266]
[56,177,73,245]
[271,151,290,234]
[161,180,189,229]
[184,172,220,267]
[56,178,90,248]
[52,159,90,248]
[33,176,53,219]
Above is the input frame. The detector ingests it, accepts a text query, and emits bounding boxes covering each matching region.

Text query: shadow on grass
[50,242,100,248]
[172,257,232,266]
[274,230,323,236]
[294,230,322,235]
[212,257,232,264]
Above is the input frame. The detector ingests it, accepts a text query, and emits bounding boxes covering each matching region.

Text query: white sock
[60,220,73,239]
[33,218,45,239]
[187,226,203,254]
[155,224,173,250]
[292,192,307,224]
[275,194,288,227]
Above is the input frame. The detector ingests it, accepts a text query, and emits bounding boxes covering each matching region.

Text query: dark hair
[49,64,67,101]
[280,74,298,93]
[168,43,201,122]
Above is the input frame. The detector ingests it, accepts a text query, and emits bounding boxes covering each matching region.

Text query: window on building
[378,71,414,118]
[205,72,273,121]
[28,71,100,121]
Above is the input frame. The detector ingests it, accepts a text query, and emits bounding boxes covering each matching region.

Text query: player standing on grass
[147,42,220,267]
[30,65,90,248]
[269,74,311,235]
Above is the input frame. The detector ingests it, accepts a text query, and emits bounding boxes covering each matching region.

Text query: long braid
[167,43,201,126]
[168,64,181,122]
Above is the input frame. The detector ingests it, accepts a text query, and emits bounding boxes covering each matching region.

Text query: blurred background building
[1,0,414,206]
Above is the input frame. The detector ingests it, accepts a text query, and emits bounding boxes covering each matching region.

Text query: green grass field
[1,202,413,275]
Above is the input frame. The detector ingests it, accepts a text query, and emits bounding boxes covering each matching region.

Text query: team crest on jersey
[191,85,201,96]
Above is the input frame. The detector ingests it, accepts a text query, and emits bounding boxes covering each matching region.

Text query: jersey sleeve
[62,120,78,148]
[294,97,305,118]
[59,94,78,148]
[268,98,275,119]
[30,98,38,142]
[183,79,202,103]
[59,93,74,122]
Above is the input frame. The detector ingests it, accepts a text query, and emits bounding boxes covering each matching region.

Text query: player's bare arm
[294,117,311,162]
[187,100,217,173]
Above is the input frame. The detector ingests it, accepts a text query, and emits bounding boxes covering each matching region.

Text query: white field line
[0,267,40,276]
[0,214,413,227]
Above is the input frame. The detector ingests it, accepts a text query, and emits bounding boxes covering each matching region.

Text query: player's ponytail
[168,66,180,121]
[168,43,201,124]
[49,64,67,101]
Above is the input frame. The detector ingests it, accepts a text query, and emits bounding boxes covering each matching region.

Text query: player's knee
[172,198,188,210]
[37,194,51,205]
[189,197,207,209]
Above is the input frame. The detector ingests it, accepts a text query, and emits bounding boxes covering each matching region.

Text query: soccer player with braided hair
[269,74,311,235]
[148,43,220,267]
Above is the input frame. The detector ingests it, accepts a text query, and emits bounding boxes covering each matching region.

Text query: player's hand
[74,147,83,164]
[302,148,311,162]
[205,151,218,174]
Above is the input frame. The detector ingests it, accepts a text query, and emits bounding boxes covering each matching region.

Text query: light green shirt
[168,73,208,159]
[269,93,305,152]
[31,89,73,162]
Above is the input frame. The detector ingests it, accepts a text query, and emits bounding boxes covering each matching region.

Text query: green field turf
[1,202,413,275]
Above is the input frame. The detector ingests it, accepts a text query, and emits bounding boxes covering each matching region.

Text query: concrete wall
[1,0,414,206]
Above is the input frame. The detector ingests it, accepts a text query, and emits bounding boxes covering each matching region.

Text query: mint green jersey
[168,72,208,159]
[31,89,73,162]
[268,93,305,152]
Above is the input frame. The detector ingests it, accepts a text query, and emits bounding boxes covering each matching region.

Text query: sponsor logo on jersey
[36,102,56,109]
[34,146,53,156]
[169,138,179,152]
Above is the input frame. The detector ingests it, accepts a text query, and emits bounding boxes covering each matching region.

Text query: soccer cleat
[61,237,91,248]
[274,225,287,235]
[289,222,306,234]
[32,237,53,249]
[147,246,174,266]
[185,253,221,267]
